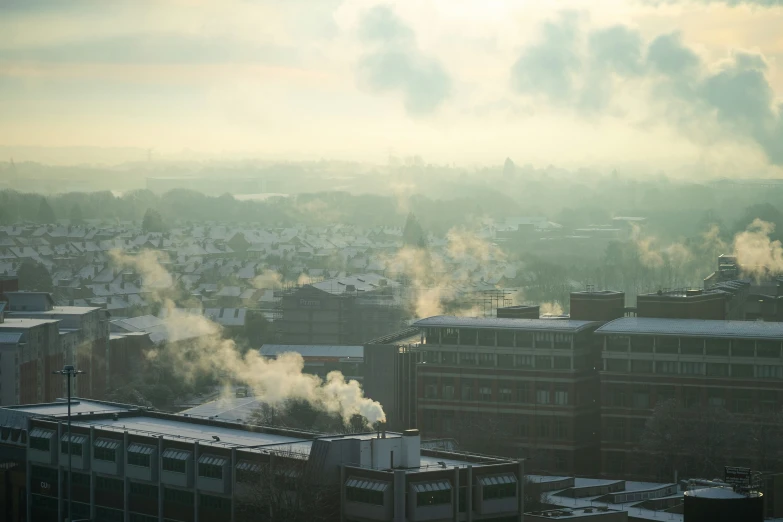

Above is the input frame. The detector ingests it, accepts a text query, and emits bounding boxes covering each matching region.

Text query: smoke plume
[540,302,565,316]
[732,219,783,281]
[110,249,385,424]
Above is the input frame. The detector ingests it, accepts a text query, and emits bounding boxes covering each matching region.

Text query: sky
[1,0,782,172]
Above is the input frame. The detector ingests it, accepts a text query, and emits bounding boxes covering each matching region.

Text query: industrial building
[412,315,603,475]
[278,274,406,345]
[596,317,783,478]
[0,398,524,522]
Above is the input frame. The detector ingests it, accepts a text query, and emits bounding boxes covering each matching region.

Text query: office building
[0,398,523,522]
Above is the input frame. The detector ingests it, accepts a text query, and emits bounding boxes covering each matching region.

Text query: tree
[402,212,427,248]
[69,204,84,225]
[17,259,53,292]
[36,197,56,223]
[141,207,165,233]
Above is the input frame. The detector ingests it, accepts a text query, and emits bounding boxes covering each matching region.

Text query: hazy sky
[1,0,782,171]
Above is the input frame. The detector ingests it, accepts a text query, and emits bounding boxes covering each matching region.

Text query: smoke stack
[382,423,386,439]
[401,429,421,468]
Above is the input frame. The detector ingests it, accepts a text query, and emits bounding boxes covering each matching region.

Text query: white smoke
[732,219,783,281]
[540,301,564,316]
[110,249,385,424]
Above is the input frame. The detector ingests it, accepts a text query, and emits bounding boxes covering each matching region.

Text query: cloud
[510,14,783,165]
[356,5,451,115]
[646,0,783,6]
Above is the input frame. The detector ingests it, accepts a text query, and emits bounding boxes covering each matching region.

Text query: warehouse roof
[414,316,599,332]
[596,317,783,339]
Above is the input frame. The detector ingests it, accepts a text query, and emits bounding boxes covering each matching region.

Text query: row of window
[346,486,384,505]
[423,380,570,405]
[604,385,778,413]
[427,328,573,348]
[605,336,782,358]
[422,412,572,440]
[605,359,782,378]
[346,484,514,507]
[423,351,579,370]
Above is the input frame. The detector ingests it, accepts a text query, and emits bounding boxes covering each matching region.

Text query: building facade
[412,316,603,476]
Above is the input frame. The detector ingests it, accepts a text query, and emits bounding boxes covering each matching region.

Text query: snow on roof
[596,317,783,339]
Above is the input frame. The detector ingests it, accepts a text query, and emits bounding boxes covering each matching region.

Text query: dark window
[30,435,50,451]
[631,336,654,353]
[497,354,513,367]
[708,389,725,408]
[64,471,90,488]
[629,418,646,441]
[536,387,550,404]
[424,378,438,399]
[417,489,451,506]
[706,338,730,356]
[516,332,533,347]
[459,352,477,365]
[606,452,626,474]
[632,390,650,409]
[630,360,653,374]
[96,506,124,522]
[130,481,158,500]
[606,418,625,442]
[200,493,230,510]
[684,388,701,408]
[478,383,493,402]
[442,378,455,400]
[655,361,678,374]
[537,420,550,438]
[553,419,568,440]
[95,446,116,462]
[514,354,534,368]
[498,384,513,403]
[130,514,159,522]
[236,468,260,484]
[497,331,514,347]
[478,353,495,367]
[162,456,187,474]
[441,351,457,365]
[164,487,194,505]
[536,356,552,369]
[516,384,530,403]
[554,356,571,369]
[760,391,778,413]
[61,440,83,456]
[732,340,755,357]
[607,336,629,352]
[706,363,729,377]
[128,451,150,468]
[731,390,754,413]
[656,386,676,404]
[31,465,58,484]
[483,483,516,500]
[757,342,781,358]
[681,362,704,375]
[96,476,124,493]
[461,383,473,401]
[198,463,223,480]
[460,329,477,345]
[680,338,704,355]
[732,364,754,378]
[441,328,458,344]
[656,337,678,354]
[478,330,495,346]
[606,359,627,372]
[424,351,439,363]
[607,385,628,407]
[553,333,571,350]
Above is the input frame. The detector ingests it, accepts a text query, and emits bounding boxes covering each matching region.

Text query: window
[483,483,516,500]
[537,420,550,438]
[655,361,678,374]
[96,506,124,522]
[607,385,628,407]
[553,419,568,440]
[442,328,458,344]
[516,332,533,347]
[758,365,783,379]
[606,418,625,442]
[656,337,678,354]
[346,485,384,505]
[536,356,552,369]
[757,342,781,358]
[199,463,223,480]
[514,354,534,368]
[553,333,571,350]
[632,390,650,409]
[607,336,629,352]
[680,338,704,355]
[706,363,729,377]
[417,489,451,506]
[516,418,529,437]
[536,388,550,405]
[30,435,50,451]
[162,457,187,474]
[128,451,150,467]
[236,464,260,484]
[497,354,513,367]
[681,362,704,375]
[554,389,569,405]
[554,356,571,370]
[535,332,552,348]
[95,446,116,462]
[200,493,230,510]
[461,383,473,401]
[732,364,754,378]
[442,379,455,400]
[656,386,676,404]
[731,390,754,413]
[631,336,654,353]
[164,487,194,505]
[478,353,495,367]
[424,351,440,364]
[630,360,653,374]
[441,351,457,365]
[130,514,159,522]
[516,384,530,403]
[498,385,513,403]
[460,329,477,345]
[96,476,124,493]
[61,440,83,457]
[760,391,778,413]
[630,418,646,441]
[478,384,492,402]
[130,482,158,500]
[460,352,477,365]
[497,331,514,347]
[606,452,626,474]
[684,388,701,408]
[732,340,755,358]
[708,389,725,408]
[706,339,730,356]
[424,378,438,399]
[478,330,495,346]
[31,465,58,485]
[606,359,627,372]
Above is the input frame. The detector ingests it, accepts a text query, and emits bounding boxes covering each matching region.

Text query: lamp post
[53,365,84,522]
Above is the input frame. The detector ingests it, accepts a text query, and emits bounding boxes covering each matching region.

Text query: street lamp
[52,364,85,522]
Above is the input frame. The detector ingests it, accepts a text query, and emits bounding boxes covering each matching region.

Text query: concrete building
[412,316,603,475]
[0,398,524,522]
[279,274,406,345]
[635,284,750,321]
[596,317,783,478]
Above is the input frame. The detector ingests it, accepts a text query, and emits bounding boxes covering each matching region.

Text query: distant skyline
[1,0,782,173]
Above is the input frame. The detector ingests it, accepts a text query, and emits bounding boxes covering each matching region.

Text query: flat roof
[414,316,599,332]
[9,399,132,416]
[13,306,102,315]
[596,317,783,339]
[0,317,61,328]
[260,345,364,359]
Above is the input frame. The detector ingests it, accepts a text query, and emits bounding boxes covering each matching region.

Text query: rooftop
[260,344,364,359]
[596,317,783,339]
[414,316,599,332]
[8,399,133,416]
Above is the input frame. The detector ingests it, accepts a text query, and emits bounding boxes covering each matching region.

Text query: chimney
[401,429,421,468]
